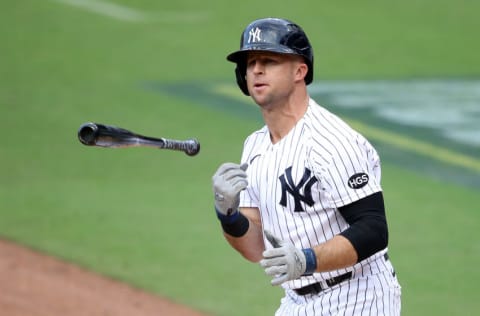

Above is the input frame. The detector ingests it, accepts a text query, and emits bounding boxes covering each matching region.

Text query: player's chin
[251,95,270,108]
[250,90,271,106]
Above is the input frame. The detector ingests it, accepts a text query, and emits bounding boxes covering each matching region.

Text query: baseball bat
[77,122,200,156]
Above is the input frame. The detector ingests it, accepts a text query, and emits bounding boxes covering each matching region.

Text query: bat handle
[161,138,200,156]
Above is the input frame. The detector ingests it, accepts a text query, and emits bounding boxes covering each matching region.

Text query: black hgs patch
[348,172,369,189]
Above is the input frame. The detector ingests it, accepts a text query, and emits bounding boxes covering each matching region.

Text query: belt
[294,253,390,296]
[294,272,352,295]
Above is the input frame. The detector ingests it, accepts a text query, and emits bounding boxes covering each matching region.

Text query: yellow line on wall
[346,119,480,173]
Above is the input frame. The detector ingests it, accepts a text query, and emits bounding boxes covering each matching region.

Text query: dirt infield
[0,239,208,316]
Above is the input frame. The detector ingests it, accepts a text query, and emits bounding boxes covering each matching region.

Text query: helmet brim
[226,44,299,63]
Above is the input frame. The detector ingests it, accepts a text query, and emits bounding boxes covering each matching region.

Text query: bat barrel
[78,122,99,146]
[78,122,141,148]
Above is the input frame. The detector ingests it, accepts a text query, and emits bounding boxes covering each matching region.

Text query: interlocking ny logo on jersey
[279,167,318,212]
[248,27,261,43]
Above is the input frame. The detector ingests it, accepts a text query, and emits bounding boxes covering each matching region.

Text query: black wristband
[216,207,250,237]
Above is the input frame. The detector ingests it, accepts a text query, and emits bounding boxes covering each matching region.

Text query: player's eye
[247,57,277,68]
[247,59,257,67]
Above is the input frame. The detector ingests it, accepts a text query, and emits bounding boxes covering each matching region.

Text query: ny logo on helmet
[279,167,318,212]
[248,27,261,43]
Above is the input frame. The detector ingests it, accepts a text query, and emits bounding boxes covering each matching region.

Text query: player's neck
[262,93,309,144]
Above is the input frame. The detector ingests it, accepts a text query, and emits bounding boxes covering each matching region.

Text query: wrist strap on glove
[216,207,249,237]
[302,248,317,275]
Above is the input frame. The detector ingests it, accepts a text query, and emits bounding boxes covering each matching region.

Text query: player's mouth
[253,82,268,91]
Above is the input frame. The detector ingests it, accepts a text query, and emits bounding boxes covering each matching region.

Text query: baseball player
[212,18,401,315]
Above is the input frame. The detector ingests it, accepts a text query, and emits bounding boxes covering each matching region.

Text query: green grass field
[1,1,479,315]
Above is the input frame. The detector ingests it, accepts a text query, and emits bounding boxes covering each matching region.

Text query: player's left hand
[212,162,248,217]
[260,231,308,286]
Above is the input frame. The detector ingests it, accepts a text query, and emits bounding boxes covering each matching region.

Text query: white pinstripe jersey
[239,98,387,290]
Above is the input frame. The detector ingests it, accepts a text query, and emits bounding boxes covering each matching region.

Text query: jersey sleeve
[311,133,382,209]
[238,132,262,209]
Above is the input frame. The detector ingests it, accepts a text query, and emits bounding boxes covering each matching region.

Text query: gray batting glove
[212,162,248,216]
[260,231,316,286]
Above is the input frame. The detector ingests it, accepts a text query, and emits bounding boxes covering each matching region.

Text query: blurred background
[1,1,479,315]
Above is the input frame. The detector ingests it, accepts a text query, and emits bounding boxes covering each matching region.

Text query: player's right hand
[212,162,248,216]
[261,231,310,286]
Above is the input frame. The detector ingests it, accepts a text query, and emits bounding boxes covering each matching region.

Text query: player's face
[245,51,306,107]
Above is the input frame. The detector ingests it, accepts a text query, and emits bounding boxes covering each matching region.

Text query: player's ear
[294,61,308,83]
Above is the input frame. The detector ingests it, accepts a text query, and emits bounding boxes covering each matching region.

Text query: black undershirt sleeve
[338,191,388,262]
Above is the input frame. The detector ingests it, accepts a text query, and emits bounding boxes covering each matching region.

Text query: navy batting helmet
[227,18,314,95]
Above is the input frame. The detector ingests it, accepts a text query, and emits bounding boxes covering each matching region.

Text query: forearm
[312,235,358,272]
[224,217,265,262]
[217,206,265,262]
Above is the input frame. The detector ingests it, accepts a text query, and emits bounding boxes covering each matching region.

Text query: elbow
[341,215,389,262]
[368,216,389,250]
[338,192,389,262]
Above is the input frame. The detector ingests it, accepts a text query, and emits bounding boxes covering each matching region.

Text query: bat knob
[78,122,99,146]
[185,139,200,156]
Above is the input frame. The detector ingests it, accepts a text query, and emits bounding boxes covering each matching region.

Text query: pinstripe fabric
[275,265,401,316]
[239,99,401,315]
